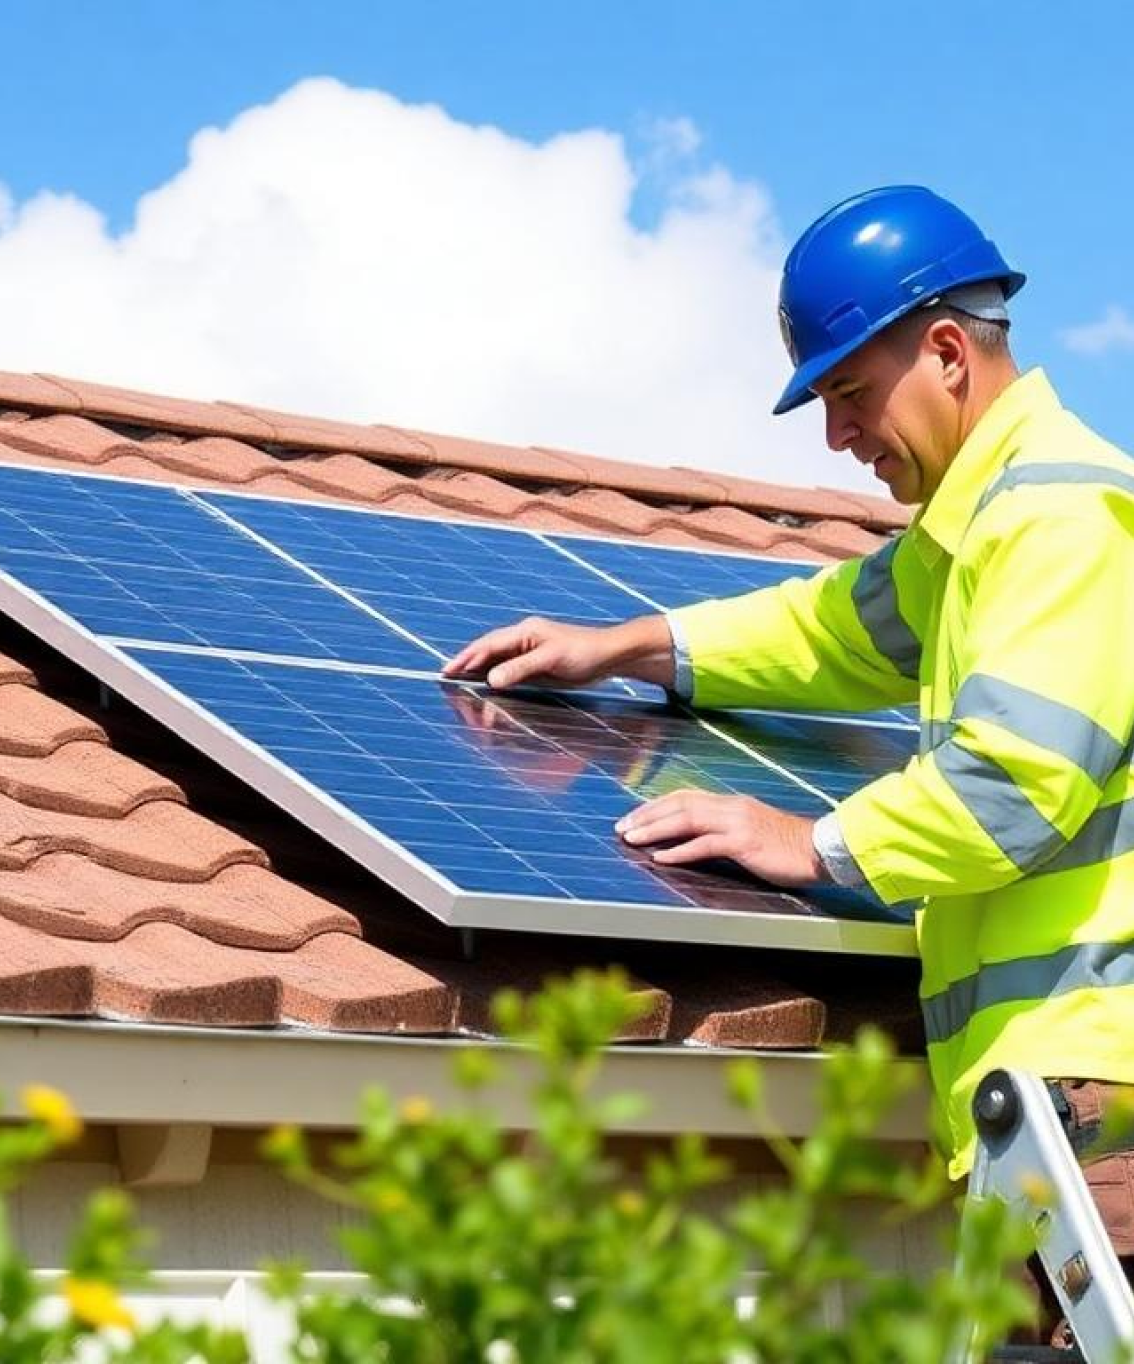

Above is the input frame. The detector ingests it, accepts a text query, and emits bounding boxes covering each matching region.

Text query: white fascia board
[0,1017,931,1143]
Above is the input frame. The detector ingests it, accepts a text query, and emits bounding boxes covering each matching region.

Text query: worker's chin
[870,454,917,504]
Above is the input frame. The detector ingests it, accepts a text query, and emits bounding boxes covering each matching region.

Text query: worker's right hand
[442,617,620,690]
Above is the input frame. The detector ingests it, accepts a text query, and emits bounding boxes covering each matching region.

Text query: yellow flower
[399,1095,434,1125]
[373,1186,410,1214]
[64,1277,136,1331]
[21,1085,82,1144]
[262,1123,304,1162]
[614,1190,645,1218]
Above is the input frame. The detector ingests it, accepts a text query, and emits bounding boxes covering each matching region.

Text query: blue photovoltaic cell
[203,494,647,646]
[552,533,919,728]
[711,710,916,802]
[550,535,813,609]
[123,647,913,928]
[203,492,915,719]
[0,468,438,668]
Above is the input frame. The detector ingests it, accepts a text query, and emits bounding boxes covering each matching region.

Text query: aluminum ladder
[950,1069,1134,1363]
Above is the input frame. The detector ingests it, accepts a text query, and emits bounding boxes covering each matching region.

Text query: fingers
[619,800,733,865]
[616,791,732,865]
[616,805,707,848]
[442,620,545,681]
[649,834,732,865]
[444,617,603,689]
[616,792,822,886]
[484,641,562,690]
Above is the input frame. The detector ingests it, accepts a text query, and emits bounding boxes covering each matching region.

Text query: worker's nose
[823,399,860,453]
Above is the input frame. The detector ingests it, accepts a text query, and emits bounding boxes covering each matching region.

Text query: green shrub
[1,970,1040,1361]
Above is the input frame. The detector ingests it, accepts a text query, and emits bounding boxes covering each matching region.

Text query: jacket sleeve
[668,535,923,712]
[837,506,1134,904]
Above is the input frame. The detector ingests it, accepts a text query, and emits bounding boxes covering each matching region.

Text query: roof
[0,370,921,1062]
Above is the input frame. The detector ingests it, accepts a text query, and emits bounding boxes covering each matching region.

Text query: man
[444,186,1134,1338]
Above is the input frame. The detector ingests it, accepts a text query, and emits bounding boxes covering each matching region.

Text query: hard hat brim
[771,268,1027,417]
[772,334,872,416]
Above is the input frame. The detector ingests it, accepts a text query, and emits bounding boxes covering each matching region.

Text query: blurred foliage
[0,970,1049,1361]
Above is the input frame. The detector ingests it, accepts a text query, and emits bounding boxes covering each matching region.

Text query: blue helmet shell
[773,185,1025,415]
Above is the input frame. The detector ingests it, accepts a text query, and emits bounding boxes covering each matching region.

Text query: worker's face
[813,319,966,505]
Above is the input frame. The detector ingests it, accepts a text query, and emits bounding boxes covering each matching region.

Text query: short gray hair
[892,302,1012,357]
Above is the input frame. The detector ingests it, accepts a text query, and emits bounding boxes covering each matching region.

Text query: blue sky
[1,1,1131,490]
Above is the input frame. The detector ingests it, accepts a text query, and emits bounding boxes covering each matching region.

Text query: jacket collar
[915,368,1061,557]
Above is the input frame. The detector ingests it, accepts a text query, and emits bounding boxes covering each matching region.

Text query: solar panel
[0,465,919,958]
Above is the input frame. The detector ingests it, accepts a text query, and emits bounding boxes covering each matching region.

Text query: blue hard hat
[773,185,1025,415]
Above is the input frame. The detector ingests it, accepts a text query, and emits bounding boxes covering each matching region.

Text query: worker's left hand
[615,790,825,887]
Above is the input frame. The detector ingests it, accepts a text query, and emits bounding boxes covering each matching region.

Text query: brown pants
[1018,1079,1134,1346]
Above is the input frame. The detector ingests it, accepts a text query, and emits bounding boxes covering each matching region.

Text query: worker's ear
[924,318,969,394]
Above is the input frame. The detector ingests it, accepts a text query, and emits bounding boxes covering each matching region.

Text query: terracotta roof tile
[542,488,667,537]
[709,472,910,531]
[0,853,358,948]
[217,402,435,463]
[409,430,584,484]
[0,373,85,414]
[0,915,97,1015]
[0,413,140,465]
[0,685,107,757]
[281,452,420,504]
[680,506,808,554]
[0,649,36,687]
[793,519,889,559]
[0,741,184,817]
[666,976,827,1049]
[414,470,537,519]
[133,435,282,483]
[0,917,458,1030]
[0,795,267,880]
[814,485,911,532]
[434,943,673,1041]
[535,449,733,505]
[37,375,276,441]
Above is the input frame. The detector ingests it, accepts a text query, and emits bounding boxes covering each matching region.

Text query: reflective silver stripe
[952,674,1124,788]
[933,740,1065,870]
[923,939,1134,1046]
[851,541,920,680]
[919,716,954,757]
[976,462,1134,517]
[1038,797,1134,877]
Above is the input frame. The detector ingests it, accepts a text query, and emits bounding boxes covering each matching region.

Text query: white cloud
[1060,305,1134,357]
[0,78,878,495]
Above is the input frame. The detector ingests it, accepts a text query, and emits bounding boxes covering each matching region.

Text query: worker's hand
[443,617,620,689]
[443,614,677,690]
[615,790,826,887]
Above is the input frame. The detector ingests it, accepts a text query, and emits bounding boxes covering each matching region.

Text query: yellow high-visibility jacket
[672,370,1134,1176]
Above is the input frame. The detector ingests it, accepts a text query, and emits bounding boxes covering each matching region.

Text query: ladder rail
[950,1069,1134,1364]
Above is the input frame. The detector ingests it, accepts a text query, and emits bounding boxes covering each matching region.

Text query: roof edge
[0,1017,930,1141]
[0,371,909,532]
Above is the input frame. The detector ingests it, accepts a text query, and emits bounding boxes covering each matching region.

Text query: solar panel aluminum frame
[0,560,917,959]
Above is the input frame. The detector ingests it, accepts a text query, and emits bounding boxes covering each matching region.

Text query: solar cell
[547,533,810,609]
[0,465,919,957]
[202,492,661,652]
